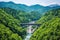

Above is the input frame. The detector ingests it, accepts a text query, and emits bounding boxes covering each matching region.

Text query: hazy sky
[0,0,60,6]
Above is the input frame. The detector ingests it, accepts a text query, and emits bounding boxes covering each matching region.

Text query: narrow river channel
[24,21,35,40]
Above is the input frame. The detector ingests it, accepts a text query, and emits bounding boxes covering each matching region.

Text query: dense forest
[0,8,42,23]
[0,9,26,40]
[30,8,60,40]
[0,6,43,40]
[0,2,60,40]
[0,8,60,40]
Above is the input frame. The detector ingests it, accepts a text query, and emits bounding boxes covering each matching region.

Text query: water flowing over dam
[24,21,40,40]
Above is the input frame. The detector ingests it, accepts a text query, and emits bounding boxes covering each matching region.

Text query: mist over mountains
[0,1,60,12]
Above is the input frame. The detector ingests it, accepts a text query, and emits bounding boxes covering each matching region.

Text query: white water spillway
[24,21,37,40]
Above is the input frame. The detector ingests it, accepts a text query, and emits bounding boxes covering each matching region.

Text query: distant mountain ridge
[0,1,29,11]
[0,1,45,12]
[0,1,60,12]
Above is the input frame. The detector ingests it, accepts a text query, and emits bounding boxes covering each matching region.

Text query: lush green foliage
[0,2,60,40]
[0,7,42,40]
[0,23,22,40]
[30,8,60,40]
[0,9,26,39]
[1,8,42,23]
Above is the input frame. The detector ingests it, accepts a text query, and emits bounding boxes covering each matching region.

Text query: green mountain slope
[0,8,32,23]
[1,8,42,23]
[0,23,22,40]
[0,9,26,39]
[30,8,60,40]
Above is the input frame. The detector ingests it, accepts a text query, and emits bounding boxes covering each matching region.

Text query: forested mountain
[0,1,60,40]
[0,23,22,40]
[0,1,28,12]
[0,2,60,13]
[0,9,26,40]
[0,2,60,22]
[30,8,60,40]
[0,8,42,23]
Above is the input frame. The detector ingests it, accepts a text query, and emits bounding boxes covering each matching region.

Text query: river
[24,21,35,40]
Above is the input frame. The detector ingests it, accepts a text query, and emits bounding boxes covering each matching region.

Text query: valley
[0,1,60,40]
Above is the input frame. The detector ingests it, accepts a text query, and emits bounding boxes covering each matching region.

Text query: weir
[24,21,40,40]
[20,23,40,26]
